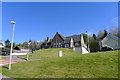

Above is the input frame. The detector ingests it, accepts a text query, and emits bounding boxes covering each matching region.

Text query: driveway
[0,55,26,67]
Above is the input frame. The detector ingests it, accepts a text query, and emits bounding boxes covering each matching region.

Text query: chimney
[47,37,50,42]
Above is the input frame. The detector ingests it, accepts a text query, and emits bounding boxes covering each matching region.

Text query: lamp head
[10,21,16,24]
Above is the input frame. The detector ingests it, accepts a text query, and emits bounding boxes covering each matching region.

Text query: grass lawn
[2,49,118,78]
[0,56,1,74]
[18,48,79,59]
[0,56,7,60]
[0,56,8,74]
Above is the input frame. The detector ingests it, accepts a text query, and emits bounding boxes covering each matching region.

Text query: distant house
[0,40,4,48]
[41,32,90,54]
[14,46,29,52]
[101,34,120,50]
[41,37,52,49]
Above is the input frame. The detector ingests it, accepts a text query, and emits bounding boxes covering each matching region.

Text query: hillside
[18,48,80,59]
[2,49,118,78]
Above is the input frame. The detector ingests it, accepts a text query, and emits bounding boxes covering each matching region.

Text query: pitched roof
[65,35,81,43]
[42,32,81,44]
[56,32,66,40]
[102,34,120,42]
[16,46,28,49]
[42,39,52,44]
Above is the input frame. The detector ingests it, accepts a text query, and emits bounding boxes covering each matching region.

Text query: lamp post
[9,21,16,70]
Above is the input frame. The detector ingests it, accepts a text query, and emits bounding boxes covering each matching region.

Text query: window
[75,43,79,47]
[56,38,58,43]
[65,44,69,48]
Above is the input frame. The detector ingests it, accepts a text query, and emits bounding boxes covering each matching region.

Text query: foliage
[89,37,100,52]
[5,39,11,48]
[108,27,120,38]
[22,42,28,48]
[27,40,42,50]
[92,34,97,40]
[82,33,88,45]
[97,30,108,40]
[36,41,43,50]
[16,43,23,47]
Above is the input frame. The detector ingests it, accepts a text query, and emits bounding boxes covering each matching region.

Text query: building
[14,46,29,53]
[0,40,4,48]
[101,34,120,50]
[41,32,90,54]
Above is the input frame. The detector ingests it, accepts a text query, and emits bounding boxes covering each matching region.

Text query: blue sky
[2,2,118,44]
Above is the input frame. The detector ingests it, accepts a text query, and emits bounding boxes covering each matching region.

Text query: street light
[9,21,16,70]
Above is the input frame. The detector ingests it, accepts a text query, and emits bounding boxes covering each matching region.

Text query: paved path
[0,55,27,67]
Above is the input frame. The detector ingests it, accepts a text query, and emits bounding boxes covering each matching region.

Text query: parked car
[1,50,10,56]
[101,47,113,51]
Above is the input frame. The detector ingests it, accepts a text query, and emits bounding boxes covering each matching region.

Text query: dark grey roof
[65,35,81,43]
[56,32,66,40]
[43,40,47,44]
[43,39,52,44]
[42,32,81,44]
[65,37,71,43]
[49,39,52,42]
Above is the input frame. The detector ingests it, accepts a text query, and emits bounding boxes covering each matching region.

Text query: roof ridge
[56,32,65,40]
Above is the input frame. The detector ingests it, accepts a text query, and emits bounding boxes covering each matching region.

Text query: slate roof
[42,32,81,44]
[43,39,52,44]
[56,32,66,40]
[65,35,81,43]
[102,34,120,42]
[15,46,28,49]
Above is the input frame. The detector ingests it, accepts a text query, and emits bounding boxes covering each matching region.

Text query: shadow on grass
[2,66,9,70]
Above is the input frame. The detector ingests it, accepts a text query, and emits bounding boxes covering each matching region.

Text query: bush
[89,37,100,52]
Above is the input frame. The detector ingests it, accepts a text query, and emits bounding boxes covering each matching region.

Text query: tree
[36,41,43,50]
[97,30,108,51]
[16,43,22,46]
[9,42,16,48]
[13,42,16,48]
[29,40,37,50]
[89,37,100,52]
[108,27,120,38]
[22,42,28,48]
[92,34,97,40]
[97,30,108,40]
[5,39,11,47]
[82,33,88,45]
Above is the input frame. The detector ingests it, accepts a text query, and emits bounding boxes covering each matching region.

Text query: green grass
[0,56,1,74]
[0,56,7,60]
[2,49,118,78]
[0,56,7,74]
[18,48,79,59]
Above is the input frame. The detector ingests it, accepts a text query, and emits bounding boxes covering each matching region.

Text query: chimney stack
[47,37,50,42]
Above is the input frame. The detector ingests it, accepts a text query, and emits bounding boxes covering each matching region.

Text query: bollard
[58,50,62,57]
